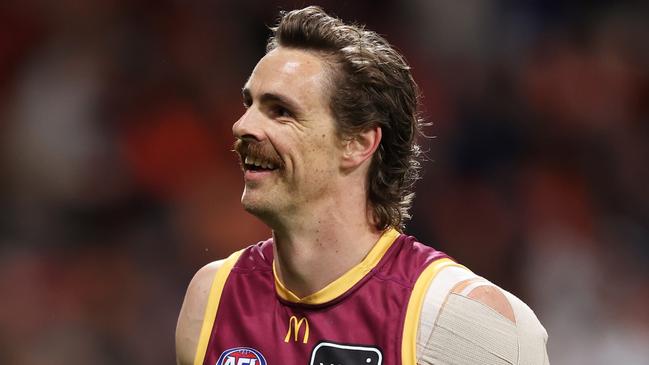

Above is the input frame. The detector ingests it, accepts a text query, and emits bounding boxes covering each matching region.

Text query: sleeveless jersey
[193,228,459,365]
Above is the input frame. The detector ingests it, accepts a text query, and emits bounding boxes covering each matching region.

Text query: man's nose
[232,108,264,142]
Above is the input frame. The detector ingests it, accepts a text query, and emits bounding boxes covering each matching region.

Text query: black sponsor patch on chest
[309,342,382,365]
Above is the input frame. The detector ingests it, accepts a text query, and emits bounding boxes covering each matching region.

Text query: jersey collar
[273,228,400,305]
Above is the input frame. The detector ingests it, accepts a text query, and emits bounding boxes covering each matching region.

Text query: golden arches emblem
[284,316,309,344]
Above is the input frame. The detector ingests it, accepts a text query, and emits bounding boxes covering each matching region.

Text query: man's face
[233,47,343,222]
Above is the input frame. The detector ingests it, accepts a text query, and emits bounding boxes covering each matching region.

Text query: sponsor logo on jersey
[309,342,382,365]
[216,347,267,365]
[284,315,309,344]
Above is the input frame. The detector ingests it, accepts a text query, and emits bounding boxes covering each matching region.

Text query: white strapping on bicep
[458,279,492,296]
[417,265,478,356]
[416,273,550,365]
[420,293,518,365]
[502,290,549,365]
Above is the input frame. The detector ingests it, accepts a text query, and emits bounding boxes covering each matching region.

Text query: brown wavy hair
[267,6,423,231]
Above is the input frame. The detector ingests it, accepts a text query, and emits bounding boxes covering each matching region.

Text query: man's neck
[270,206,382,299]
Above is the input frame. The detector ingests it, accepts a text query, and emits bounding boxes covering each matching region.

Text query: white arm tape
[501,290,550,365]
[416,266,549,365]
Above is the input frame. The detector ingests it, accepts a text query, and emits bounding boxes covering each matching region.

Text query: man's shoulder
[196,260,225,280]
[417,265,549,364]
[183,259,226,315]
[186,260,226,302]
[175,260,225,365]
[179,246,256,319]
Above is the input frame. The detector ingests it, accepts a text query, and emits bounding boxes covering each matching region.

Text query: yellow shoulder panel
[193,250,244,365]
[401,258,464,365]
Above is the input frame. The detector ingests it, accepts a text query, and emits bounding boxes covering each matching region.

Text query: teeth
[244,155,277,169]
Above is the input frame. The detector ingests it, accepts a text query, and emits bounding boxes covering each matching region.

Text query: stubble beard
[240,181,289,228]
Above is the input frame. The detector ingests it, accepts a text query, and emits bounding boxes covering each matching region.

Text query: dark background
[1,1,648,364]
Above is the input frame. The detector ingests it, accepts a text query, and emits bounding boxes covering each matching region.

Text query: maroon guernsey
[193,228,457,365]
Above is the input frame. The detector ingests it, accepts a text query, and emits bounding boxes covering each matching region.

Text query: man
[176,6,548,365]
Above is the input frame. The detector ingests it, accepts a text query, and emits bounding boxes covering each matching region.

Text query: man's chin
[242,201,281,228]
[241,197,273,217]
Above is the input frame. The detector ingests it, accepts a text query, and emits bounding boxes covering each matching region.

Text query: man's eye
[273,106,292,118]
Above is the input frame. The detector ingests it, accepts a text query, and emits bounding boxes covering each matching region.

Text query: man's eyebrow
[241,87,303,114]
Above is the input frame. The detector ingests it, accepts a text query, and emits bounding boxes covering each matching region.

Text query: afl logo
[216,347,267,365]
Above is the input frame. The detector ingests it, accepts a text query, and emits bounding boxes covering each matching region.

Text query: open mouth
[234,139,282,174]
[243,155,280,172]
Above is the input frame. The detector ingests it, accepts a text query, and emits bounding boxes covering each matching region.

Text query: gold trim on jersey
[401,258,465,365]
[193,250,244,365]
[273,228,400,305]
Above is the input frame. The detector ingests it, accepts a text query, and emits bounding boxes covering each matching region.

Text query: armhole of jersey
[192,249,244,365]
[401,258,464,365]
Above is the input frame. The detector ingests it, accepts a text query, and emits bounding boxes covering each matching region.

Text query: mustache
[233,139,284,168]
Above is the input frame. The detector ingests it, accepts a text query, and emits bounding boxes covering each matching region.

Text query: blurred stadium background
[1,0,648,364]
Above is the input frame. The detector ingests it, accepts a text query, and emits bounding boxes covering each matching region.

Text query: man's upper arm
[176,260,224,365]
[417,267,549,365]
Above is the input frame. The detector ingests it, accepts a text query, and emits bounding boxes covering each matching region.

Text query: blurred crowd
[1,1,647,364]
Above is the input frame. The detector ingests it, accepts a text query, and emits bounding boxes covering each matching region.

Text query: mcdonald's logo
[284,316,309,344]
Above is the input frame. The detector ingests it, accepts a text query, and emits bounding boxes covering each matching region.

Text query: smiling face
[233,47,343,224]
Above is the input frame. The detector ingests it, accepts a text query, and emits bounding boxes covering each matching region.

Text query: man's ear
[341,126,382,169]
